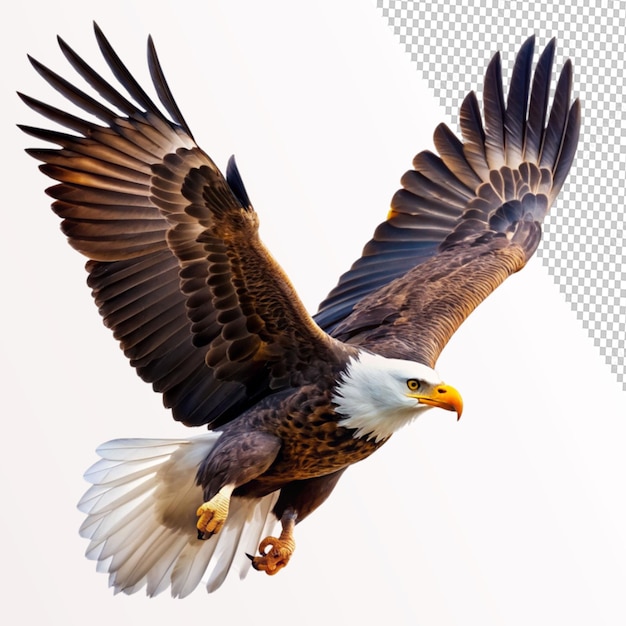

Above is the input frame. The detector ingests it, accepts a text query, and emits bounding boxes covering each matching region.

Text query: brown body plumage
[20,25,579,595]
[204,384,381,501]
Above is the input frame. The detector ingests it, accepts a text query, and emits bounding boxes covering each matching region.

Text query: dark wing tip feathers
[503,36,535,163]
[146,34,195,140]
[482,48,506,168]
[24,21,191,141]
[55,33,143,121]
[91,22,168,122]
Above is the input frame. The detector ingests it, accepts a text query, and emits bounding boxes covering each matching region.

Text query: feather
[147,35,195,140]
[79,434,279,596]
[460,91,489,179]
[524,39,555,163]
[540,59,573,171]
[482,51,506,169]
[504,36,535,167]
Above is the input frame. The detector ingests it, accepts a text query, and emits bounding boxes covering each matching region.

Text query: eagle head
[332,351,463,443]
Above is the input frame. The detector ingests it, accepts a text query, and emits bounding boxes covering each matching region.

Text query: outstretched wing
[20,23,341,428]
[314,37,580,367]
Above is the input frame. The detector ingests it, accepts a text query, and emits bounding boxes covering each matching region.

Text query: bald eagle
[20,25,579,596]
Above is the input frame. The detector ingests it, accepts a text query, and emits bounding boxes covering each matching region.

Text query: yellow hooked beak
[410,383,463,420]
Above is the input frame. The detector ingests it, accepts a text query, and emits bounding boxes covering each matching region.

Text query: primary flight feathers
[20,25,579,595]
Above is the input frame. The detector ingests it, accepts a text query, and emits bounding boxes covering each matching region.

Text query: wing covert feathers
[21,24,344,428]
[315,37,580,366]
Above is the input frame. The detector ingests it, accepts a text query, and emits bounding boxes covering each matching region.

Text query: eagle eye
[407,379,420,391]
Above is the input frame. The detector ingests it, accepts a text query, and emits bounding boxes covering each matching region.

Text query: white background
[2,1,625,624]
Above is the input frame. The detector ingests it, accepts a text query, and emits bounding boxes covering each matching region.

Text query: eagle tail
[78,434,279,597]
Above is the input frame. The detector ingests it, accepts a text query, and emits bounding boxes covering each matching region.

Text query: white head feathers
[332,351,444,443]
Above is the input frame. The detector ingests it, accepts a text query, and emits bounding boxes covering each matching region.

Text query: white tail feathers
[78,434,279,597]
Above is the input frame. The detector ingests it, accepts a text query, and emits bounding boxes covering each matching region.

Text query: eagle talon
[198,529,216,541]
[196,485,233,540]
[249,535,295,575]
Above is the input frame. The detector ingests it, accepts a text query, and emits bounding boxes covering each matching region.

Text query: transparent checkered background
[377,0,626,390]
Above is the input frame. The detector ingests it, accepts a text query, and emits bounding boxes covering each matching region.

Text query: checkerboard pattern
[377,0,626,389]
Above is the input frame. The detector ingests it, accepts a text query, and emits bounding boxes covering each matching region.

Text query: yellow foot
[247,533,296,576]
[196,485,233,540]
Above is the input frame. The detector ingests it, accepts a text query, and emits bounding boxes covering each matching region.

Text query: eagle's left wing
[314,38,580,367]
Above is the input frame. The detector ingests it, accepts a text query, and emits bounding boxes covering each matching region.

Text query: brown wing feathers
[20,24,341,428]
[316,37,580,366]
